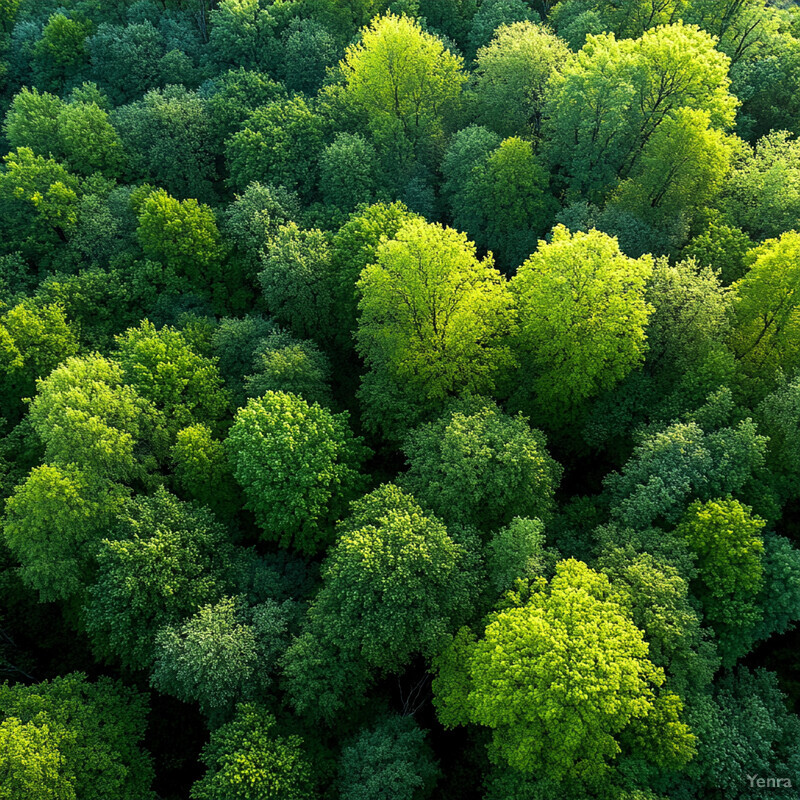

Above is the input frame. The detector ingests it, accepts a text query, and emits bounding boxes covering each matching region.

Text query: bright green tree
[730,231,800,391]
[675,499,765,663]
[191,703,314,800]
[0,148,82,266]
[0,717,75,800]
[28,354,160,483]
[356,218,516,439]
[339,14,466,160]
[172,423,241,519]
[544,23,737,201]
[721,131,800,241]
[136,190,224,287]
[2,464,128,604]
[608,107,735,235]
[329,201,419,348]
[433,559,695,784]
[510,225,652,424]
[114,321,229,442]
[0,300,79,422]
[226,391,369,555]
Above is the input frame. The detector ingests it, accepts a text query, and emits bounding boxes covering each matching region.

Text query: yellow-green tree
[433,559,695,786]
[510,225,652,425]
[730,231,800,392]
[340,14,466,161]
[356,218,515,439]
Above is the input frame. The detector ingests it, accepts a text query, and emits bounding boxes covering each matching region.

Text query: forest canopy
[2,0,800,798]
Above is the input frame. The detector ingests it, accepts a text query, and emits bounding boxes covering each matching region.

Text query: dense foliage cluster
[1,0,800,798]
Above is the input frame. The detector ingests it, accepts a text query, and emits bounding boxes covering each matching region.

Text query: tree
[319,133,379,214]
[226,392,369,555]
[339,716,440,800]
[2,464,128,604]
[28,354,160,483]
[172,423,241,519]
[244,331,333,407]
[87,22,166,105]
[686,668,800,797]
[152,596,297,721]
[597,544,718,698]
[646,258,734,381]
[0,717,76,800]
[730,231,800,390]
[683,220,752,285]
[466,0,538,59]
[257,223,336,344]
[209,0,280,73]
[441,125,501,234]
[286,484,477,686]
[225,97,325,198]
[55,99,126,178]
[544,23,737,202]
[339,14,466,161]
[211,313,278,407]
[586,257,738,432]
[3,87,62,159]
[432,559,695,785]
[401,398,561,532]
[0,300,79,422]
[472,21,570,139]
[356,218,516,439]
[191,703,314,800]
[113,85,217,201]
[471,137,558,270]
[604,418,768,530]
[756,375,800,505]
[203,68,287,143]
[608,107,735,237]
[674,499,765,663]
[30,13,91,93]
[0,148,82,267]
[4,86,126,178]
[550,0,686,40]
[509,225,652,425]
[135,190,224,287]
[281,18,338,95]
[114,321,229,442]
[84,488,232,670]
[0,674,155,800]
[487,517,552,594]
[220,182,297,291]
